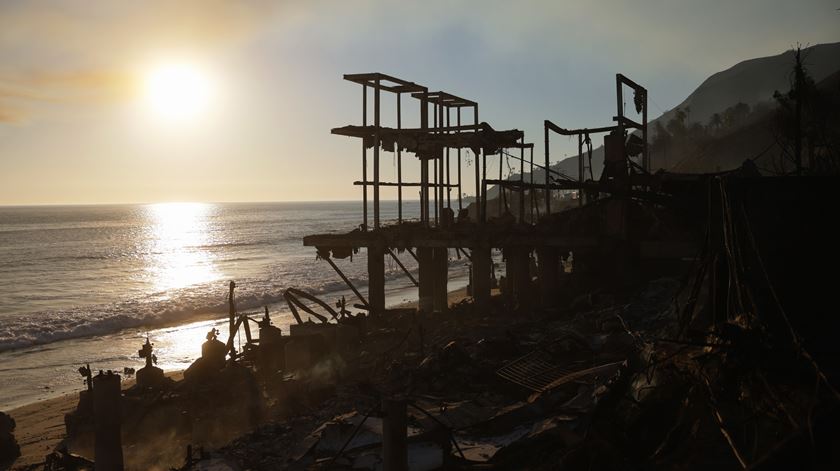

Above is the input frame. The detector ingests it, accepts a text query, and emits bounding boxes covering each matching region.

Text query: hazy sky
[1,0,837,205]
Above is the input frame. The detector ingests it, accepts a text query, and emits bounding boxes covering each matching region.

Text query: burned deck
[302,224,598,250]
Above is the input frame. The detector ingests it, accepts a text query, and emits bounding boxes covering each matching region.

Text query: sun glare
[143,202,221,294]
[143,62,214,123]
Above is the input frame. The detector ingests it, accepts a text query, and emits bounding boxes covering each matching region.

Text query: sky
[0,0,838,205]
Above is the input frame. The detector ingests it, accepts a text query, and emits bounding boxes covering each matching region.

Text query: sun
[143,62,214,123]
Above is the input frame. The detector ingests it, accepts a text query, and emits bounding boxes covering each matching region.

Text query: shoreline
[0,269,473,411]
[5,285,470,470]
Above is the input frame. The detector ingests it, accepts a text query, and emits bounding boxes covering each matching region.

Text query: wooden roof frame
[343,73,427,93]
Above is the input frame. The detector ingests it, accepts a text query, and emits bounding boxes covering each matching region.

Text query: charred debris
[45,72,840,470]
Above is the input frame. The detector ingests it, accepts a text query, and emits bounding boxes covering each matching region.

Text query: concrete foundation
[93,371,123,471]
[367,245,385,315]
[417,247,434,312]
[432,248,449,313]
[538,247,560,309]
[472,246,492,309]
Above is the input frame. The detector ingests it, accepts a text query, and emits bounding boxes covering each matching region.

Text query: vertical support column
[514,247,531,306]
[519,141,525,223]
[374,79,381,229]
[578,134,584,207]
[420,92,429,227]
[498,149,504,217]
[362,85,368,230]
[530,146,535,223]
[504,247,531,300]
[482,150,487,223]
[382,397,408,471]
[397,93,402,223]
[457,108,463,211]
[421,160,429,226]
[472,246,491,308]
[544,124,551,215]
[433,103,439,227]
[93,371,124,471]
[367,244,385,316]
[642,90,648,172]
[417,247,434,312]
[433,247,448,313]
[474,105,481,223]
[446,107,451,210]
[228,280,236,341]
[537,247,560,309]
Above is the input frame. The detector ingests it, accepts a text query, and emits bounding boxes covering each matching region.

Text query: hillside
[541,42,840,181]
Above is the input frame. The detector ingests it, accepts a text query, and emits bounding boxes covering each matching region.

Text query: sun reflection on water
[143,202,221,295]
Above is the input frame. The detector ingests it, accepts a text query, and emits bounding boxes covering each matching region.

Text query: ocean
[0,201,472,409]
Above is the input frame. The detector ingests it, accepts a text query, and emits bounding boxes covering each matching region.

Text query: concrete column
[417,247,434,312]
[472,246,492,308]
[367,245,385,316]
[93,371,124,471]
[382,398,407,471]
[432,248,449,313]
[510,247,532,303]
[538,247,560,309]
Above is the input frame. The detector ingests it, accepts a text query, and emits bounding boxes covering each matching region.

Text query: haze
[0,0,837,205]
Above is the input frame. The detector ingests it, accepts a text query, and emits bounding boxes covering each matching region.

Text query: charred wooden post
[481,149,488,223]
[396,93,402,223]
[519,139,525,222]
[382,397,408,471]
[439,102,446,219]
[373,78,381,229]
[474,105,481,223]
[498,149,504,217]
[228,280,236,340]
[433,103,439,227]
[362,84,368,231]
[538,247,560,309]
[420,91,430,227]
[578,133,584,207]
[445,107,451,210]
[457,107,462,211]
[544,124,551,214]
[417,247,434,312]
[93,371,123,471]
[530,145,535,222]
[432,247,448,313]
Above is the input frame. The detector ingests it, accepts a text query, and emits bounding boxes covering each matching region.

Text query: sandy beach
[5,288,471,470]
[7,370,186,470]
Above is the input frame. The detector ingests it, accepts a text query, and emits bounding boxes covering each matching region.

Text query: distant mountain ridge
[539,42,840,181]
[657,42,840,128]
